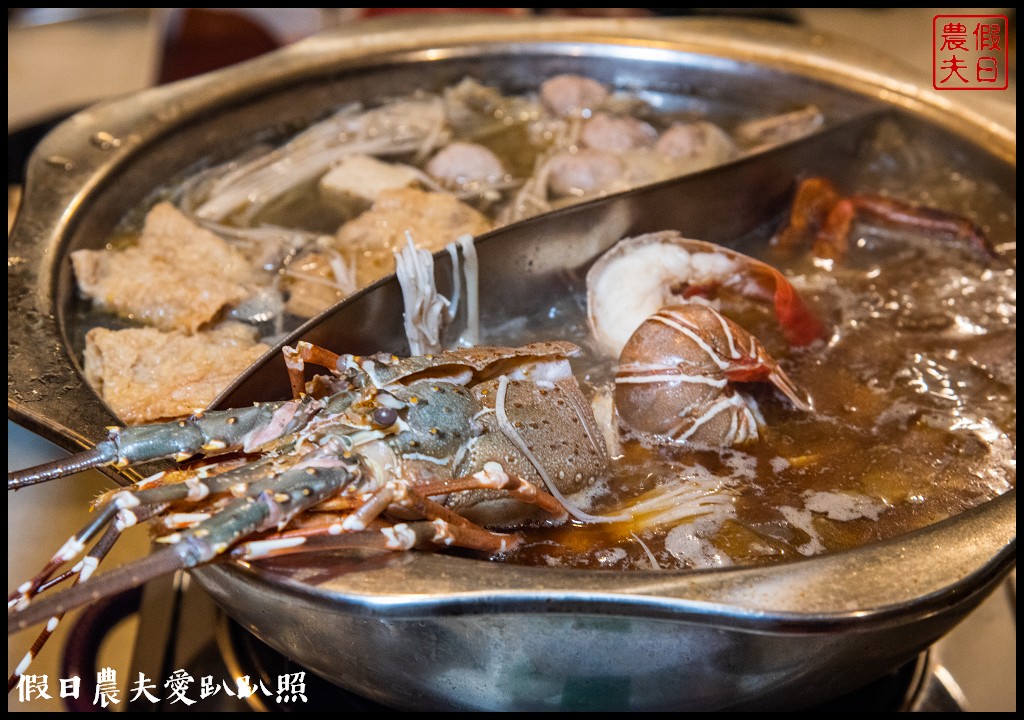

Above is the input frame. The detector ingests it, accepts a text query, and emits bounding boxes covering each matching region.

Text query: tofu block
[334,187,491,288]
[71,203,254,333]
[318,154,421,212]
[84,322,270,424]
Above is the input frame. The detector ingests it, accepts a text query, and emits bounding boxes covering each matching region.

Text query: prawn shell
[447,377,606,528]
[587,231,738,358]
[615,304,764,447]
[363,341,582,386]
[391,381,479,461]
[586,231,824,358]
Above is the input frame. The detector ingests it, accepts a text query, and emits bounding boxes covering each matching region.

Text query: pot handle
[8,165,114,447]
[7,105,149,486]
[7,62,231,484]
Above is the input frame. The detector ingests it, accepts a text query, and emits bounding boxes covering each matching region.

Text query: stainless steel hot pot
[8,17,1015,711]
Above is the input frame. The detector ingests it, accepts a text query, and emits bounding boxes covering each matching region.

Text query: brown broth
[489,199,1015,572]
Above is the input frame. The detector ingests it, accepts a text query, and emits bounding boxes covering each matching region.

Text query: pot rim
[198,487,1014,626]
[8,15,1016,623]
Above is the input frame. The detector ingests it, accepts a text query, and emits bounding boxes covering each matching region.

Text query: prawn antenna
[8,446,117,491]
[8,546,186,635]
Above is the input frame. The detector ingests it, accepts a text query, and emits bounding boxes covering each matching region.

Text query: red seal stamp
[933,15,1009,90]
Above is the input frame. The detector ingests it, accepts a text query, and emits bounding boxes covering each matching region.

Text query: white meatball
[426,142,506,185]
[581,113,658,154]
[540,74,609,117]
[655,122,736,161]
[546,149,625,197]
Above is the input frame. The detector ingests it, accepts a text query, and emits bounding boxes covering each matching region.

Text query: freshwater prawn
[775,175,999,261]
[583,171,1001,451]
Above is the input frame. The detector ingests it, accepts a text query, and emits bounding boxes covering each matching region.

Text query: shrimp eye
[372,406,398,428]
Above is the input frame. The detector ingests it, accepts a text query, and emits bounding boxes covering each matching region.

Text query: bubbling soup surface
[480,123,1016,571]
[72,71,1014,573]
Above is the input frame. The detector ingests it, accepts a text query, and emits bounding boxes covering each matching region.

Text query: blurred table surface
[8,8,1015,131]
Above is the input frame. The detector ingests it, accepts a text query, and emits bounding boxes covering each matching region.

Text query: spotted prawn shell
[357,341,583,387]
[446,376,608,527]
[355,341,608,527]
